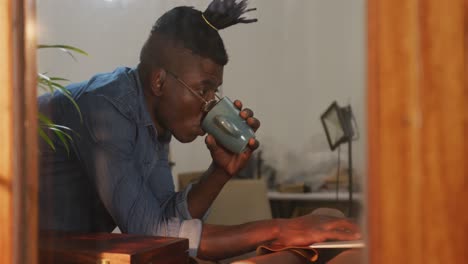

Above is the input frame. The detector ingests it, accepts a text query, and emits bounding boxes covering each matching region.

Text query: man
[39,0,360,261]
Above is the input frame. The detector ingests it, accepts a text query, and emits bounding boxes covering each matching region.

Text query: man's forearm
[197,219,281,261]
[187,163,231,218]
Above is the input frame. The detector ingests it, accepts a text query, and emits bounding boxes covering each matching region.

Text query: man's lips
[196,116,206,136]
[196,126,206,136]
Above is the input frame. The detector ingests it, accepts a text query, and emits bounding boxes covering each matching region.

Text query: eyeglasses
[165,70,220,113]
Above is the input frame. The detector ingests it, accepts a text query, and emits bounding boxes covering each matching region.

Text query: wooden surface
[232,251,307,264]
[39,232,189,264]
[232,249,363,264]
[0,0,38,263]
[267,191,362,201]
[0,0,14,263]
[367,0,467,263]
[13,0,39,263]
[326,249,363,264]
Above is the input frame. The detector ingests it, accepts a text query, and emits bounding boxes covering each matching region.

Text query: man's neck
[138,66,167,138]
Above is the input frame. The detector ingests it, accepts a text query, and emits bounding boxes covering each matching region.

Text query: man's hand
[205,99,261,177]
[274,213,361,246]
[198,214,361,261]
[188,100,260,218]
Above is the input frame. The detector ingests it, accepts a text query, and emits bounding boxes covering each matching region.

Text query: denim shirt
[38,67,202,256]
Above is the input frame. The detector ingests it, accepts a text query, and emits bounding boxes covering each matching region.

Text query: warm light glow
[25,18,37,44]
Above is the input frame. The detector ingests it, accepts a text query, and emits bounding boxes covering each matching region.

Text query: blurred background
[37,0,366,222]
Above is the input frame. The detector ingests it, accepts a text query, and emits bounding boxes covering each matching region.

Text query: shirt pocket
[136,126,158,172]
[147,160,175,204]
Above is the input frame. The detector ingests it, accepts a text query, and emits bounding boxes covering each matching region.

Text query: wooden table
[232,249,363,264]
[268,191,363,218]
[39,231,189,264]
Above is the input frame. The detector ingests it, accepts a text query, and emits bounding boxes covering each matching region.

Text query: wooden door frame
[367,0,467,263]
[0,0,38,263]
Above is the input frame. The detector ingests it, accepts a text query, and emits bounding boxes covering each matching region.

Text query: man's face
[155,50,223,143]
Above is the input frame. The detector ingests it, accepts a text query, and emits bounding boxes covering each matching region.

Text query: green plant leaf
[37,44,88,55]
[50,124,81,139]
[37,78,82,122]
[60,91,83,122]
[38,73,70,83]
[38,82,53,93]
[38,44,89,62]
[38,72,50,81]
[50,81,72,95]
[38,112,54,125]
[38,74,55,93]
[37,44,86,152]
[48,124,72,131]
[49,127,72,155]
[50,77,70,82]
[39,113,73,136]
[39,113,76,155]
[48,127,73,141]
[38,126,55,151]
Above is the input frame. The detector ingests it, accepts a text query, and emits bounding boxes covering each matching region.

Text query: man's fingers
[234,100,242,110]
[324,219,360,234]
[240,108,254,119]
[247,117,261,131]
[233,101,261,132]
[320,229,362,242]
[248,138,260,150]
[205,134,219,151]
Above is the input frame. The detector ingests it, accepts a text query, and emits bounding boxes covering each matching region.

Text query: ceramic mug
[201,97,255,153]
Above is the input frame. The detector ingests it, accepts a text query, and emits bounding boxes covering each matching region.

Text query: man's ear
[150,69,167,96]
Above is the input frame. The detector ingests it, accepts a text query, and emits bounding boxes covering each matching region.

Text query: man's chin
[172,126,206,143]
[173,133,199,143]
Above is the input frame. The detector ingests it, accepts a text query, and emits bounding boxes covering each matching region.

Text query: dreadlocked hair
[139,0,257,68]
[204,0,258,30]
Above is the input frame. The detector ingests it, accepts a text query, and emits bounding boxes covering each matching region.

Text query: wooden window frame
[0,0,38,263]
[367,0,467,263]
[0,0,466,263]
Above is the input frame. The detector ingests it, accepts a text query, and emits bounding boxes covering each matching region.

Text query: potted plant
[37,44,87,154]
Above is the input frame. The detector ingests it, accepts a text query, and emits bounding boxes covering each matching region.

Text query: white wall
[37,0,366,188]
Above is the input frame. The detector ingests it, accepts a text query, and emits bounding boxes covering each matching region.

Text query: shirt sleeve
[153,181,212,222]
[74,94,202,256]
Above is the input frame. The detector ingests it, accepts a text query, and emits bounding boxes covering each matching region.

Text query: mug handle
[213,115,242,138]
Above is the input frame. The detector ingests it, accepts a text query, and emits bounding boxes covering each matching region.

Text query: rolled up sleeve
[179,183,213,221]
[75,94,203,256]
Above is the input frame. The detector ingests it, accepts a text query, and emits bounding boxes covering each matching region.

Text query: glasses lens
[203,99,218,112]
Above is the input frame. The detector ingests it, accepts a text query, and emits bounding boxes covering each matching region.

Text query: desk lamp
[320,101,358,217]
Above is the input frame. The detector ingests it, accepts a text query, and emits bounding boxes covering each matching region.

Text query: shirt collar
[132,65,172,143]
[132,65,154,127]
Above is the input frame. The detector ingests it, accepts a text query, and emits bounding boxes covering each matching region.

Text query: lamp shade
[320,101,354,151]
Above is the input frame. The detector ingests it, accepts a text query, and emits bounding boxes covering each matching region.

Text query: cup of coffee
[201,97,255,153]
